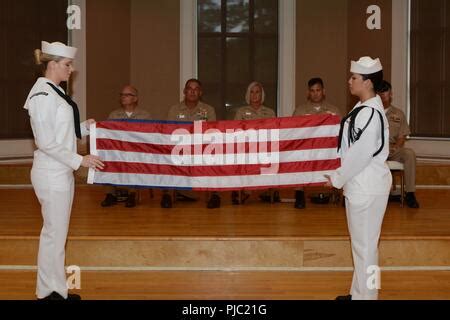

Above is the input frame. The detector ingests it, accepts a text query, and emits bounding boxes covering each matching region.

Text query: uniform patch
[30,92,49,99]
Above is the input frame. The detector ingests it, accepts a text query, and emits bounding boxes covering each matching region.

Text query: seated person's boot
[405,192,419,208]
[294,190,306,209]
[259,190,280,203]
[125,192,136,208]
[101,193,117,207]
[232,191,250,205]
[231,191,240,205]
[160,192,173,209]
[207,193,221,209]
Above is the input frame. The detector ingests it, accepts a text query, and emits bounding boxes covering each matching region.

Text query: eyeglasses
[120,93,136,97]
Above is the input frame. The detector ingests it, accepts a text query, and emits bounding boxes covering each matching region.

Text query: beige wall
[296,0,392,113]
[296,0,349,116]
[85,0,393,121]
[87,0,392,120]
[130,0,180,121]
[3,0,448,160]
[86,0,131,121]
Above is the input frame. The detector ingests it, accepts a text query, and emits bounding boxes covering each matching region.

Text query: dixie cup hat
[41,41,77,59]
[350,56,383,74]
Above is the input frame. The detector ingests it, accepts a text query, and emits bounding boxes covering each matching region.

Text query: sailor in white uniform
[23,41,104,300]
[325,57,392,300]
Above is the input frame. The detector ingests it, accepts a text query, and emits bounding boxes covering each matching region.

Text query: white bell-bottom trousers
[345,193,389,300]
[31,167,74,299]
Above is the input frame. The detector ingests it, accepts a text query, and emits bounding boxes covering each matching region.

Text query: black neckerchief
[46,82,82,139]
[337,106,385,157]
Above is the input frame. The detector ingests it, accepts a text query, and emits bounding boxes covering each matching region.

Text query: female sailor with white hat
[325,57,392,300]
[24,41,104,300]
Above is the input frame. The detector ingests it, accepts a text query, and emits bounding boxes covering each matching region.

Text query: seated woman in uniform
[233,82,278,205]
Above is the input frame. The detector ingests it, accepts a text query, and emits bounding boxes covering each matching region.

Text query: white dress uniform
[24,77,89,299]
[23,42,88,299]
[329,58,392,300]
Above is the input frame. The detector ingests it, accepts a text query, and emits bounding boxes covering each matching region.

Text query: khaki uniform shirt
[234,105,276,120]
[293,100,341,117]
[385,105,410,147]
[108,108,150,120]
[167,101,216,121]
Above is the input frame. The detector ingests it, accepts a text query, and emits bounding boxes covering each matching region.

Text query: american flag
[87,114,341,191]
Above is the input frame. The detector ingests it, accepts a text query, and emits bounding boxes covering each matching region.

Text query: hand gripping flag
[87,114,341,191]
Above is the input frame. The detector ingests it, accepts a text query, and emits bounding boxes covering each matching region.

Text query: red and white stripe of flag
[88,114,341,191]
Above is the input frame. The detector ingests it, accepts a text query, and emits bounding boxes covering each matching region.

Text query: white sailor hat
[41,41,77,59]
[350,56,382,75]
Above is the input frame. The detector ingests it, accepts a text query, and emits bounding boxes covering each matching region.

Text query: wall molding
[278,0,296,117]
[179,0,197,100]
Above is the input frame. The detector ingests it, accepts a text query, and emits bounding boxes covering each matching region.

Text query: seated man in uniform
[162,79,220,209]
[292,78,341,209]
[377,81,420,208]
[101,85,150,208]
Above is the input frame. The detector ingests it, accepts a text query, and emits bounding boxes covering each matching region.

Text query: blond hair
[34,49,64,74]
[245,81,265,105]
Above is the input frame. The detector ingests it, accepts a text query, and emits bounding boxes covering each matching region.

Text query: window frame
[197,0,279,118]
[180,0,295,118]
[391,0,450,160]
[407,0,450,140]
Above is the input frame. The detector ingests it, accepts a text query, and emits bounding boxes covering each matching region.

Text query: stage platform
[0,186,450,300]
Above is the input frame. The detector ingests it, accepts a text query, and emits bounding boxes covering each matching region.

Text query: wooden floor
[1,187,450,300]
[0,187,449,239]
[1,270,450,300]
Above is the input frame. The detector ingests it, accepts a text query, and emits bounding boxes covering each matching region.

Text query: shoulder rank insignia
[30,92,49,99]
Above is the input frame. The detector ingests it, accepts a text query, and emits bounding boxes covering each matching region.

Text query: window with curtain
[197,0,278,120]
[0,0,68,139]
[410,0,450,138]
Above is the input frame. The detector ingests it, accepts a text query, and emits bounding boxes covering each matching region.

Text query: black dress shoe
[232,191,250,205]
[272,191,281,203]
[405,192,419,208]
[38,291,81,301]
[241,192,250,204]
[125,192,136,208]
[101,193,117,207]
[160,193,173,208]
[231,191,240,205]
[207,194,221,209]
[311,193,331,204]
[259,191,280,203]
[294,190,306,209]
[175,192,198,202]
[389,194,402,202]
[335,294,352,300]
